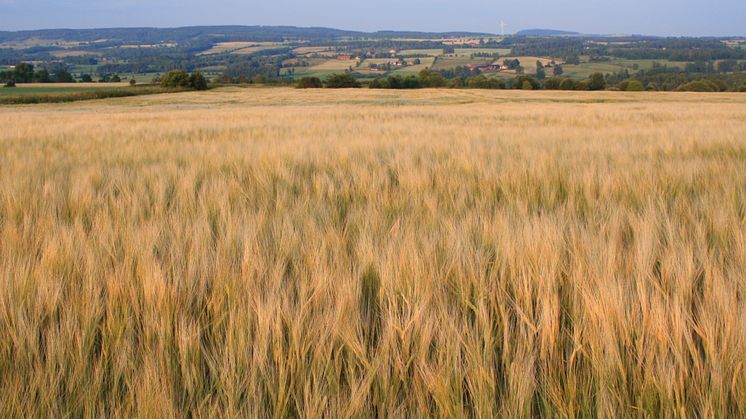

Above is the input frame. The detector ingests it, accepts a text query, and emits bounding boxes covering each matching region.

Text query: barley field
[1,88,745,417]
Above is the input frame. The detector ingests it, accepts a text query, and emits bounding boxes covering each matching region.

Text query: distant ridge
[0,25,496,43]
[516,29,580,36]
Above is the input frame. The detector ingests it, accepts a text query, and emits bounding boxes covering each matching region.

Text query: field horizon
[1,88,745,416]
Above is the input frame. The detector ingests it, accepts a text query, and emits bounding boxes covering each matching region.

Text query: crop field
[232,45,288,55]
[611,59,689,70]
[309,58,359,71]
[399,48,443,56]
[454,48,511,56]
[292,46,335,55]
[199,42,285,56]
[430,55,493,70]
[562,62,632,78]
[1,88,745,417]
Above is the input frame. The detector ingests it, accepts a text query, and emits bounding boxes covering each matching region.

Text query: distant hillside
[0,26,495,44]
[516,29,580,36]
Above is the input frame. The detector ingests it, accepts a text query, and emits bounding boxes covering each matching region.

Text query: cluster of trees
[296,71,663,92]
[159,70,209,90]
[296,73,361,88]
[675,79,728,92]
[613,66,746,91]
[543,73,608,90]
[0,62,75,85]
[367,70,447,89]
[218,55,288,83]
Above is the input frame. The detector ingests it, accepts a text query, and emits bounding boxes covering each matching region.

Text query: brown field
[1,88,745,417]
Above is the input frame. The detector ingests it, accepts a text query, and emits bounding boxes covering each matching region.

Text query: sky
[1,0,745,37]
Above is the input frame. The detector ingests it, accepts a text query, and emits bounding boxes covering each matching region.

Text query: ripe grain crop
[1,88,745,416]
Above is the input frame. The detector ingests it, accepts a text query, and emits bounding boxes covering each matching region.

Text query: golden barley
[0,87,745,416]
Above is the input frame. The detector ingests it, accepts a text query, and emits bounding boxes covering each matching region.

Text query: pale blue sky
[1,0,744,36]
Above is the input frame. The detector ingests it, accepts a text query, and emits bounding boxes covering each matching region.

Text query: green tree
[188,72,208,90]
[33,69,51,83]
[53,70,75,83]
[536,67,546,80]
[296,76,323,88]
[587,73,607,90]
[718,60,738,73]
[514,75,540,90]
[522,80,533,90]
[14,62,35,83]
[418,69,446,87]
[324,73,361,88]
[110,74,122,83]
[80,74,93,82]
[553,64,564,76]
[559,78,577,90]
[565,53,580,65]
[544,77,564,90]
[160,70,190,88]
[466,75,505,89]
[625,80,644,91]
[504,59,521,70]
[129,77,137,86]
[368,78,389,89]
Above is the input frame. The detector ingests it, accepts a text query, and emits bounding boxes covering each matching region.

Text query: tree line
[293,69,746,92]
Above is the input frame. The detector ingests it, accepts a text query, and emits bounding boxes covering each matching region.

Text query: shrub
[324,73,361,88]
[738,84,746,92]
[129,77,137,86]
[110,75,121,83]
[522,80,533,90]
[296,76,323,89]
[4,80,15,88]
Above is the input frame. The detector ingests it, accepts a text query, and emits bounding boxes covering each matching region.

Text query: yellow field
[454,47,512,56]
[309,58,359,70]
[399,48,443,56]
[1,88,745,417]
[199,42,283,55]
[293,46,335,55]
